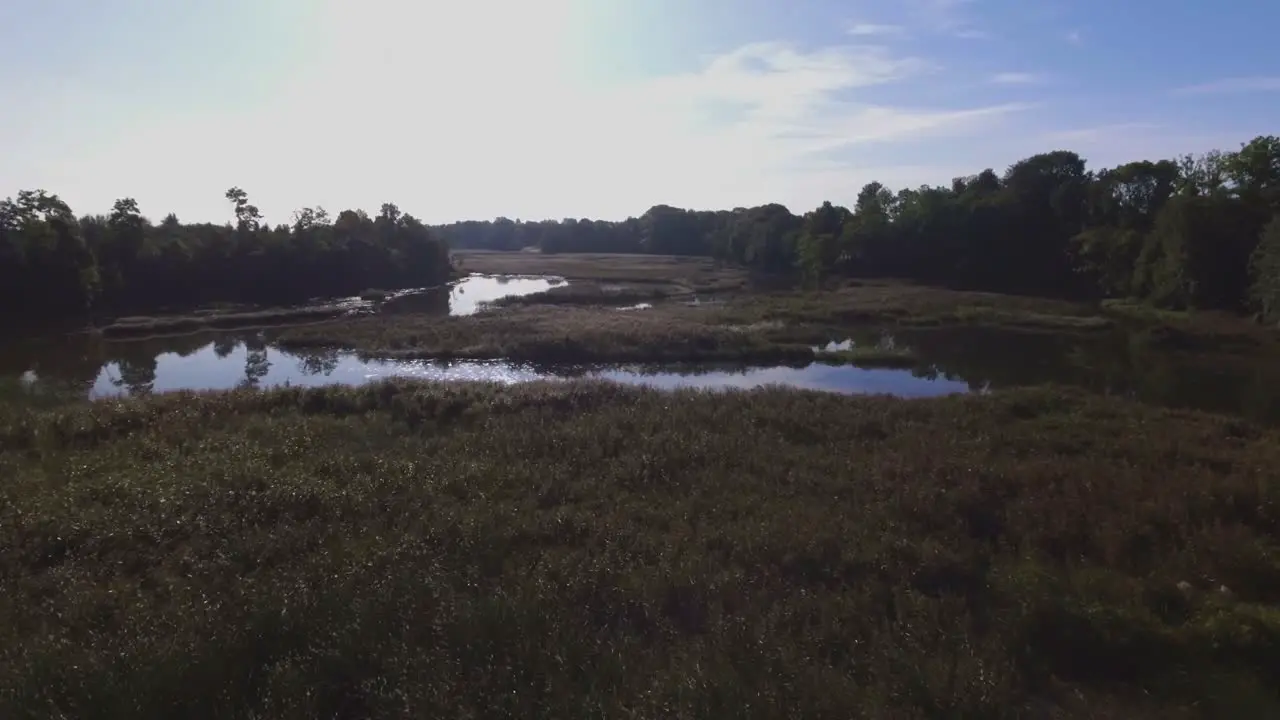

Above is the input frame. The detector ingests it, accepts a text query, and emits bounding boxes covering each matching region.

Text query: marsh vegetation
[7,127,1280,716]
[2,382,1279,718]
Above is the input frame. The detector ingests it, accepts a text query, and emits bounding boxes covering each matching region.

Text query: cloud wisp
[907,0,991,39]
[1173,76,1280,96]
[604,40,1029,173]
[990,72,1042,85]
[847,23,906,37]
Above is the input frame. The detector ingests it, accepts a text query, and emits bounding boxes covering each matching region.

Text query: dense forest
[0,188,452,326]
[438,134,1280,320]
[6,134,1280,327]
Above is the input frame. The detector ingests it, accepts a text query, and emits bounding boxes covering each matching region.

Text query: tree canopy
[7,134,1280,326]
[436,134,1280,316]
[0,189,451,327]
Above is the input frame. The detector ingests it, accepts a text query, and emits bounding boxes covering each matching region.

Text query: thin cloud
[1173,76,1280,95]
[605,41,1030,188]
[990,72,1041,85]
[1044,123,1162,144]
[31,21,1035,222]
[908,0,990,38]
[1065,30,1082,45]
[847,23,906,37]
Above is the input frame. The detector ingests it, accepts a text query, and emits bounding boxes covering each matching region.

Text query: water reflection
[5,323,1280,423]
[381,274,566,316]
[595,363,968,397]
[831,326,1280,422]
[7,336,966,402]
[816,336,901,353]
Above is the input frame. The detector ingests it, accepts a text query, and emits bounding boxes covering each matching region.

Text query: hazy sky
[2,0,1277,224]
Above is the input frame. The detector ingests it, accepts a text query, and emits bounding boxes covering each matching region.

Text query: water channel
[4,274,1280,423]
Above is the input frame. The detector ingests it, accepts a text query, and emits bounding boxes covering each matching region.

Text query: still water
[380,274,566,316]
[6,325,1280,423]
[6,337,970,401]
[4,270,1280,422]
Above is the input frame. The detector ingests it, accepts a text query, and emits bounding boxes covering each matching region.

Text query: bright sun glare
[259,0,653,220]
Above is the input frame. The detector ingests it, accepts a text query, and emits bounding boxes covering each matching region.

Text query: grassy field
[278,303,818,364]
[100,304,363,339]
[454,249,747,287]
[273,252,1129,366]
[7,251,1280,716]
[104,252,1273,366]
[2,381,1279,718]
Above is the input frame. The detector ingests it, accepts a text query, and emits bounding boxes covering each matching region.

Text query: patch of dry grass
[100,305,362,339]
[278,304,815,364]
[2,382,1279,717]
[712,280,1114,332]
[453,250,746,287]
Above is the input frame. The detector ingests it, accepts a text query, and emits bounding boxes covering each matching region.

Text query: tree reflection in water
[295,348,340,377]
[3,323,1280,423]
[240,335,271,389]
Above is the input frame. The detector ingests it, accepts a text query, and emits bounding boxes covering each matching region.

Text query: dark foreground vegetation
[1,381,1278,718]
[0,189,450,327]
[440,135,1280,320]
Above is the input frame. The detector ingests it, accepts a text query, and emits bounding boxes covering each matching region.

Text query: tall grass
[2,381,1278,717]
[278,304,818,364]
[101,304,359,339]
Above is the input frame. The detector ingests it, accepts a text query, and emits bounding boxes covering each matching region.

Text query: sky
[1,0,1277,224]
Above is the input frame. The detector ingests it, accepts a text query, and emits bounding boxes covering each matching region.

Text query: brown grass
[2,381,1279,717]
[710,279,1114,332]
[278,304,815,364]
[100,305,362,339]
[272,269,1277,371]
[453,250,748,288]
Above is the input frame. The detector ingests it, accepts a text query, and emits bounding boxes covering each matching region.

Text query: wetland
[4,251,1280,718]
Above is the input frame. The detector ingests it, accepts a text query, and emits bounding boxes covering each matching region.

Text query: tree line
[7,134,1280,327]
[0,188,452,327]
[438,135,1280,320]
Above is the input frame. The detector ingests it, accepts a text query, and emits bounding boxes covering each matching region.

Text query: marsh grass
[275,278,1117,366]
[1,382,1278,718]
[453,250,746,288]
[1100,299,1273,353]
[709,281,1114,333]
[950,307,1114,330]
[101,305,360,339]
[275,275,1261,370]
[279,304,816,364]
[0,376,85,411]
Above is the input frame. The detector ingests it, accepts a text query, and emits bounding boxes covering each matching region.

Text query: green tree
[1225,136,1280,211]
[1249,216,1280,322]
[224,187,263,231]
